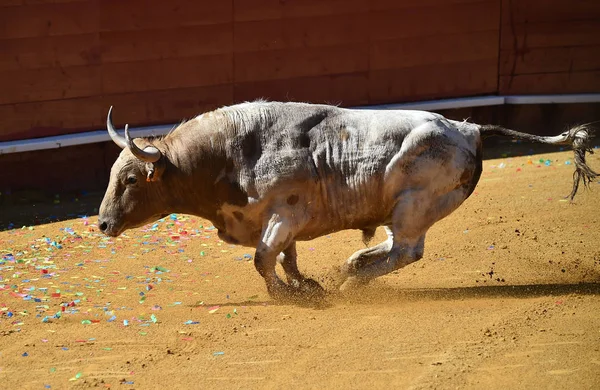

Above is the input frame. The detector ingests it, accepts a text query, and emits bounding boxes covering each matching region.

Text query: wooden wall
[499,0,600,94]
[0,0,599,143]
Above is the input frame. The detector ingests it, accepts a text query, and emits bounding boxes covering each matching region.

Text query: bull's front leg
[277,242,326,300]
[255,214,325,303]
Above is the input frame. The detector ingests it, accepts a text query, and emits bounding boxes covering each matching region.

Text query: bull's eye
[126,176,138,185]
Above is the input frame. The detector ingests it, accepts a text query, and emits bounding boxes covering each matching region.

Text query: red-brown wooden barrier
[0,0,598,144]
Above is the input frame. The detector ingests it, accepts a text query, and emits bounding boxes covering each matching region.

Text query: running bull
[98,101,598,301]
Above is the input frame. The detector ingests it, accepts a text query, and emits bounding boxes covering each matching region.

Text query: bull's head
[98,107,170,236]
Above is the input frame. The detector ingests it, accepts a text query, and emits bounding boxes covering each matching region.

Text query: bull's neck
[160,128,229,223]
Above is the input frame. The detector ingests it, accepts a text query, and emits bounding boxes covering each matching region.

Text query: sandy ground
[1,149,600,390]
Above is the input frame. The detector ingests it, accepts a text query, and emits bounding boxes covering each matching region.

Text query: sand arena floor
[1,149,600,389]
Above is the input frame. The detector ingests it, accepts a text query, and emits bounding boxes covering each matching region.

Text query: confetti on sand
[0,213,252,387]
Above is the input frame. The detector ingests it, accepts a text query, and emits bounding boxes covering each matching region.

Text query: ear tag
[146,168,155,182]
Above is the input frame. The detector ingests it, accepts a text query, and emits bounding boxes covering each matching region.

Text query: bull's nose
[99,221,108,232]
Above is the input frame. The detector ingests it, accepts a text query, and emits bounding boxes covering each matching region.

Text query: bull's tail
[479,123,598,201]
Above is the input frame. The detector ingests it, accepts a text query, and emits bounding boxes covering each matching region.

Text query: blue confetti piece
[213,351,224,356]
[22,352,29,357]
[184,320,199,325]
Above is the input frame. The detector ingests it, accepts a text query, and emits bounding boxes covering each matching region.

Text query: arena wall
[0,0,599,193]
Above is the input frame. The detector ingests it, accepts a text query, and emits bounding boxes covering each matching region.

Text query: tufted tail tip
[567,124,598,201]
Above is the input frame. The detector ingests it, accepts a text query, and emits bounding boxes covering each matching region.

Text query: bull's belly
[215,210,389,247]
[293,213,390,241]
[214,186,391,247]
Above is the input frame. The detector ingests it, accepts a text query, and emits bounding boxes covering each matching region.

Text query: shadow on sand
[339,281,600,304]
[188,282,600,310]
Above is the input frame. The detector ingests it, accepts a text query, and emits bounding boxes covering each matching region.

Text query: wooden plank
[368,59,498,104]
[234,43,369,83]
[0,1,232,38]
[500,20,600,50]
[0,84,233,141]
[0,33,100,72]
[234,0,367,22]
[0,0,23,6]
[101,54,232,95]
[0,1,99,39]
[371,0,495,11]
[234,73,369,107]
[98,84,232,126]
[499,70,600,94]
[0,23,233,72]
[369,1,500,41]
[99,0,231,31]
[500,45,600,76]
[0,0,88,7]
[234,13,367,53]
[100,24,232,64]
[0,65,102,105]
[370,30,498,71]
[501,0,600,24]
[0,96,103,141]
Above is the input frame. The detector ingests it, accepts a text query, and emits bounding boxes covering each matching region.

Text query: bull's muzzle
[98,218,120,237]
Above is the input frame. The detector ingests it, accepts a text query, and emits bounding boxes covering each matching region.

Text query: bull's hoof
[267,282,297,301]
[298,277,327,301]
[267,278,326,304]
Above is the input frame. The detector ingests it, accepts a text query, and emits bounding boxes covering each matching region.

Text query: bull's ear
[145,160,165,182]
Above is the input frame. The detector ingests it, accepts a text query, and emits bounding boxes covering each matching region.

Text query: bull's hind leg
[340,188,469,290]
[340,226,393,276]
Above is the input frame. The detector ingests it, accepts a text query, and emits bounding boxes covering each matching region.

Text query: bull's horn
[107,106,128,149]
[124,124,161,163]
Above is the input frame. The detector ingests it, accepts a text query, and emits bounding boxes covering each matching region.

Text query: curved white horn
[124,124,161,163]
[106,106,128,149]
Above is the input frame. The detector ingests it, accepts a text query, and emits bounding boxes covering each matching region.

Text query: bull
[98,101,597,302]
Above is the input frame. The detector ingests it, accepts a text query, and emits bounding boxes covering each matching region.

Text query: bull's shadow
[338,281,600,304]
[190,281,600,309]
